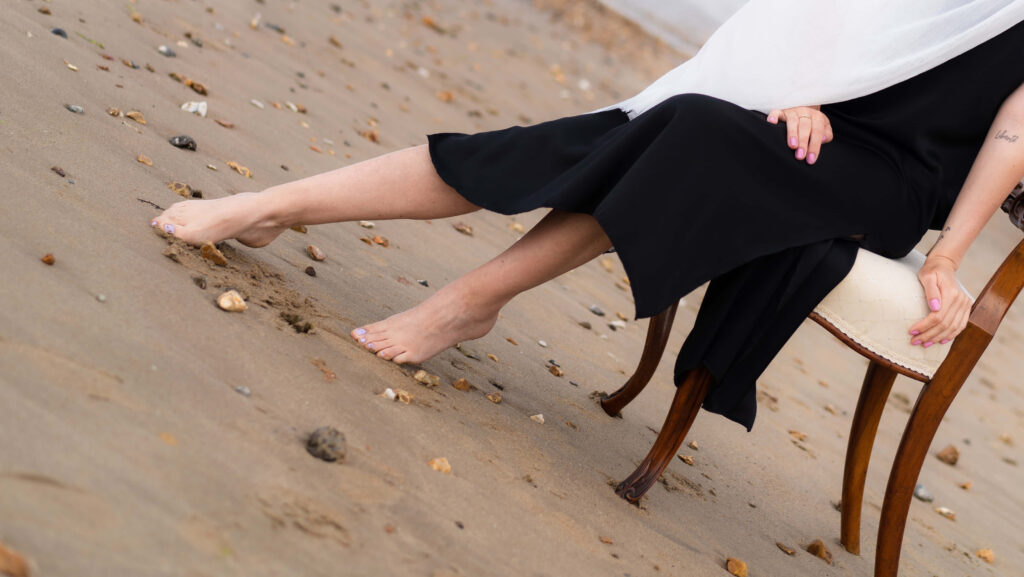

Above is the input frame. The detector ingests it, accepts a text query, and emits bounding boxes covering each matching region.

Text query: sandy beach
[1,1,1021,576]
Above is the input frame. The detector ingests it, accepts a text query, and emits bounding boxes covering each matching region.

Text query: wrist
[927,253,960,271]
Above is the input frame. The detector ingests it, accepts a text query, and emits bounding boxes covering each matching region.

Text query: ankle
[255,186,299,229]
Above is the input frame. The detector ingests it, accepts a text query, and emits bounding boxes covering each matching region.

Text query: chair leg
[874,328,987,577]
[615,365,713,503]
[601,302,680,417]
[841,360,898,555]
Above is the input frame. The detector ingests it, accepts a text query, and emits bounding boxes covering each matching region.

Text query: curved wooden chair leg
[615,365,713,503]
[841,360,898,555]
[601,302,680,417]
[874,328,988,577]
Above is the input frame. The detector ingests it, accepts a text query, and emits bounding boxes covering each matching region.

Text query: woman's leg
[353,209,612,364]
[149,144,479,246]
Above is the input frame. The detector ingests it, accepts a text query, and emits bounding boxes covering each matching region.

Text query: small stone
[589,305,605,317]
[226,161,251,178]
[383,388,397,401]
[234,385,251,397]
[51,28,68,39]
[958,481,972,490]
[38,6,52,15]
[578,321,592,330]
[64,104,84,114]
[372,235,389,247]
[304,266,316,277]
[608,320,626,331]
[599,536,613,545]
[216,290,247,312]
[725,558,748,577]
[538,340,548,347]
[487,353,499,362]
[201,242,228,266]
[359,221,375,228]
[599,257,614,273]
[913,483,934,503]
[934,506,956,521]
[137,154,153,166]
[64,60,78,71]
[976,548,994,564]
[530,414,545,424]
[192,276,207,289]
[509,221,525,233]
[428,457,451,474]
[125,110,146,124]
[486,392,502,404]
[395,389,412,404]
[776,542,796,556]
[678,455,694,466]
[936,445,960,466]
[806,539,833,565]
[50,166,66,177]
[306,427,346,463]
[452,378,472,392]
[616,312,628,321]
[168,181,199,199]
[548,365,563,377]
[824,404,838,415]
[41,253,55,266]
[158,45,177,57]
[452,222,473,236]
[291,225,308,233]
[306,245,326,261]
[169,135,197,151]
[417,279,429,287]
[180,101,207,117]
[789,430,808,442]
[413,370,441,387]
[215,119,234,129]
[689,440,699,450]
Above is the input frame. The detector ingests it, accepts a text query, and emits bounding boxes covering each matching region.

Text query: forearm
[928,101,1024,268]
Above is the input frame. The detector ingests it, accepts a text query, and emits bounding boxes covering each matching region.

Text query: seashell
[125,110,146,124]
[226,161,251,178]
[180,101,207,117]
[306,245,326,261]
[413,370,441,387]
[725,558,748,577]
[216,290,247,312]
[169,135,197,151]
[428,457,451,474]
[452,222,473,236]
[452,378,471,392]
[486,392,502,404]
[136,154,153,166]
[530,414,545,424]
[201,242,228,266]
[41,253,55,265]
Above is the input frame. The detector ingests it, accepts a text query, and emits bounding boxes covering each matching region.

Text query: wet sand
[0,1,1021,576]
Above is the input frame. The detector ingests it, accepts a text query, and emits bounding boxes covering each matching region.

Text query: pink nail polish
[923,342,933,348]
[912,339,922,346]
[940,339,950,344]
[929,298,941,311]
[910,330,920,336]
[768,116,777,123]
[796,148,806,160]
[807,152,816,164]
[789,137,798,147]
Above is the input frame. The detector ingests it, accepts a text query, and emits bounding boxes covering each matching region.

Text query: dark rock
[157,45,176,57]
[417,279,429,287]
[51,28,68,38]
[589,305,605,317]
[913,483,935,503]
[169,135,197,151]
[305,266,316,277]
[192,276,207,290]
[307,427,347,462]
[234,385,251,397]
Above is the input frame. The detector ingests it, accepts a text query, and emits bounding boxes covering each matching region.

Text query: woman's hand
[767,106,834,165]
[908,255,972,347]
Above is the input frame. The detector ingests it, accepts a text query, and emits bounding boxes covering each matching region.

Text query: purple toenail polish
[151,220,157,227]
[359,338,366,343]
[163,223,175,234]
[368,343,375,350]
[355,328,366,336]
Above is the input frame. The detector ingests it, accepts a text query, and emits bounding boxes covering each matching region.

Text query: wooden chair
[601,184,1024,577]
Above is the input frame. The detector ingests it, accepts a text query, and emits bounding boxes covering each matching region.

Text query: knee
[658,93,735,131]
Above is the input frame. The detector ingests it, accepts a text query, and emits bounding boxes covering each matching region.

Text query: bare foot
[350,282,503,365]
[150,192,287,247]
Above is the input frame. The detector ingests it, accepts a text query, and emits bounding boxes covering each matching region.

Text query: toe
[351,327,368,340]
[366,338,390,352]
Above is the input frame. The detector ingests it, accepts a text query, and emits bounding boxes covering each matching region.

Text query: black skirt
[426,21,1024,430]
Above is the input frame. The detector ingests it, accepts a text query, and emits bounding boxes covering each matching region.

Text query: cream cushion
[813,249,973,379]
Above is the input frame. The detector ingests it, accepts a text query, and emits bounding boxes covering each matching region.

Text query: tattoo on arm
[937,226,951,242]
[995,129,1020,143]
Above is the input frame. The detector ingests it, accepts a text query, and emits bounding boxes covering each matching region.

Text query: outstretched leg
[353,209,612,364]
[149,144,479,246]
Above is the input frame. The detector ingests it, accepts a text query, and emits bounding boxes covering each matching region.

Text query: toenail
[359,338,366,343]
[150,220,157,227]
[354,328,366,336]
[163,223,175,234]
[368,343,375,350]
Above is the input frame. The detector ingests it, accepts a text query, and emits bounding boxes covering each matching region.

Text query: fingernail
[910,330,920,336]
[923,341,933,348]
[912,339,922,346]
[796,148,806,160]
[163,223,175,234]
[767,115,776,123]
[789,137,798,147]
[807,152,816,164]
[355,328,366,335]
[929,298,941,311]
[359,338,366,343]
[940,339,950,344]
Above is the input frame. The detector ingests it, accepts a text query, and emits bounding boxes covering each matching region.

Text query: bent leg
[150,144,480,246]
[354,209,612,364]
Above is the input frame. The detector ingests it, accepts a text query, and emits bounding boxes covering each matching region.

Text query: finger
[909,312,942,345]
[767,109,782,124]
[806,115,826,164]
[784,110,799,149]
[796,113,812,160]
[824,121,834,143]
[939,300,971,344]
[921,273,942,314]
[916,312,950,347]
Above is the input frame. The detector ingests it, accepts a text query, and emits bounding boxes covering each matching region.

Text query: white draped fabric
[590,0,1024,119]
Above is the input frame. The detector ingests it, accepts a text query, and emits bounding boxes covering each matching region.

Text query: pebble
[486,392,502,404]
[608,320,626,331]
[413,370,441,387]
[689,440,700,450]
[395,389,412,404]
[50,166,66,177]
[226,161,251,178]
[216,290,247,312]
[306,245,326,261]
[125,110,146,124]
[383,388,397,401]
[65,104,84,114]
[452,222,474,236]
[169,135,197,151]
[192,276,207,290]
[96,294,106,303]
[417,279,429,287]
[678,455,695,466]
[589,305,606,317]
[51,27,68,38]
[234,385,251,397]
[976,548,995,564]
[530,414,545,424]
[428,457,452,474]
[725,558,748,577]
[452,378,472,392]
[137,154,153,166]
[158,45,177,57]
[806,539,833,565]
[180,101,208,117]
[305,266,317,277]
[538,340,548,348]
[250,99,265,109]
[359,221,375,228]
[41,253,55,265]
[201,242,228,266]
[548,365,564,377]
[936,444,960,466]
[776,542,796,556]
[578,321,592,330]
[934,506,956,521]
[913,483,934,502]
[306,427,346,463]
